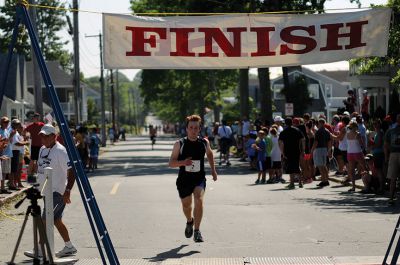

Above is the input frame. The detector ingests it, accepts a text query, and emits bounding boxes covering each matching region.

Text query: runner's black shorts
[176,178,206,199]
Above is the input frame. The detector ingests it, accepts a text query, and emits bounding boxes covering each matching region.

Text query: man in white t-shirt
[217,120,233,166]
[24,124,77,259]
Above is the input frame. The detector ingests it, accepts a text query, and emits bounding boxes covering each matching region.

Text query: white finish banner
[103,8,391,69]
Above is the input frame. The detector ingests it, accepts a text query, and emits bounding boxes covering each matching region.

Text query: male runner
[169,115,217,242]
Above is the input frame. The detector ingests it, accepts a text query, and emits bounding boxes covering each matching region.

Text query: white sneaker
[55,245,77,258]
[24,249,43,258]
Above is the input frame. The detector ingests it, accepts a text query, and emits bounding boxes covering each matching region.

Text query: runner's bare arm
[205,138,217,181]
[169,141,192,168]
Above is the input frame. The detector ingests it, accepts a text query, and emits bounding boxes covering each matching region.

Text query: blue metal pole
[0,13,21,110]
[16,4,119,264]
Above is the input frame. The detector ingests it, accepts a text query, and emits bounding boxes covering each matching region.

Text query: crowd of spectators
[203,109,400,205]
[0,113,105,195]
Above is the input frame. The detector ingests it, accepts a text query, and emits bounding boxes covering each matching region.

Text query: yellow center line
[110,182,121,195]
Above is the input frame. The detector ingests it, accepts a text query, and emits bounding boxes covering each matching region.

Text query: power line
[20,2,383,15]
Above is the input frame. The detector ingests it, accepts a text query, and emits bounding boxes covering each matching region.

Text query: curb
[328,174,365,190]
[0,187,28,207]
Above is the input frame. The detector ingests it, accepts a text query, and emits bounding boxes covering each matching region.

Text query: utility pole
[28,0,43,117]
[86,33,106,146]
[116,69,119,131]
[110,70,116,132]
[73,0,81,124]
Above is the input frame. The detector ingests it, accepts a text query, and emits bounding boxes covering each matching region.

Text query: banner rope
[19,3,383,16]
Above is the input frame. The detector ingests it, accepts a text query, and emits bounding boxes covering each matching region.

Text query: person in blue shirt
[88,128,100,172]
[253,130,267,184]
[246,133,257,170]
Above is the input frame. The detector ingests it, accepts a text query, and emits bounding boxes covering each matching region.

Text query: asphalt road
[1,135,400,264]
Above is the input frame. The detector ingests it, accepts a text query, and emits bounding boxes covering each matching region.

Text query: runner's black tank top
[178,137,207,181]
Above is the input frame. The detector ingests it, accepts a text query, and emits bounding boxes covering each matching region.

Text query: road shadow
[297,190,400,214]
[143,244,200,262]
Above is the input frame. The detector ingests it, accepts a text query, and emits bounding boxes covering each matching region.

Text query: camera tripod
[8,186,54,265]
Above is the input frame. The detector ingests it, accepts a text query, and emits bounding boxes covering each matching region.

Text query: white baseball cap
[274,116,284,122]
[39,124,56,135]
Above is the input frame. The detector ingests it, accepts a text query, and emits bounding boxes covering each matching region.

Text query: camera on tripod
[9,183,54,265]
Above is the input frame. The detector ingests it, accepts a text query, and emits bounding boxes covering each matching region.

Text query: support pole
[28,0,43,117]
[73,0,81,124]
[16,4,119,264]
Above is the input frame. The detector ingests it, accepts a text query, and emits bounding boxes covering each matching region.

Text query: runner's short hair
[185,115,202,127]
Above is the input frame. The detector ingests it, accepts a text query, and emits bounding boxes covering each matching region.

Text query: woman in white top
[346,121,367,192]
[269,127,282,183]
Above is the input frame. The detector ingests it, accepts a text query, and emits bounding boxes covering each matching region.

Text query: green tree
[350,0,399,113]
[87,98,98,122]
[0,0,72,69]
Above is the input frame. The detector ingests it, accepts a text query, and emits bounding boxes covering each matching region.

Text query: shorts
[347,152,364,162]
[388,153,400,180]
[11,150,19,173]
[257,160,266,172]
[31,146,41,161]
[313,148,328,167]
[339,149,348,163]
[333,147,341,158]
[373,153,384,169]
[42,192,66,221]
[2,159,11,174]
[285,155,301,174]
[272,161,282,169]
[220,138,231,155]
[176,178,206,199]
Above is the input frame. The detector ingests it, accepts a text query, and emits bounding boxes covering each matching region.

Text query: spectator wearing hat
[273,116,284,134]
[24,113,45,176]
[24,124,77,258]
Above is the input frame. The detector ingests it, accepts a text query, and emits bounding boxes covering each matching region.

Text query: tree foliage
[0,0,72,70]
[351,1,400,84]
[85,72,146,126]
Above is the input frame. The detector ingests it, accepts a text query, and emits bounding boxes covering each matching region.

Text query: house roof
[26,60,73,87]
[315,70,350,83]
[0,53,20,101]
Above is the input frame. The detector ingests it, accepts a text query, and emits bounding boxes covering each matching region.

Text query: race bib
[185,160,200,172]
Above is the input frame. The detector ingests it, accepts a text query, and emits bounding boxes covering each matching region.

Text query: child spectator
[361,154,380,194]
[88,128,100,172]
[253,130,267,184]
[246,132,257,170]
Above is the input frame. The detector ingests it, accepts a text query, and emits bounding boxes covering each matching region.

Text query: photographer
[24,124,77,258]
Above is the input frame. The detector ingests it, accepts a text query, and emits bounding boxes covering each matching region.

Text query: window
[325,84,333,98]
[11,109,17,117]
[308,84,319,99]
[273,84,285,100]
